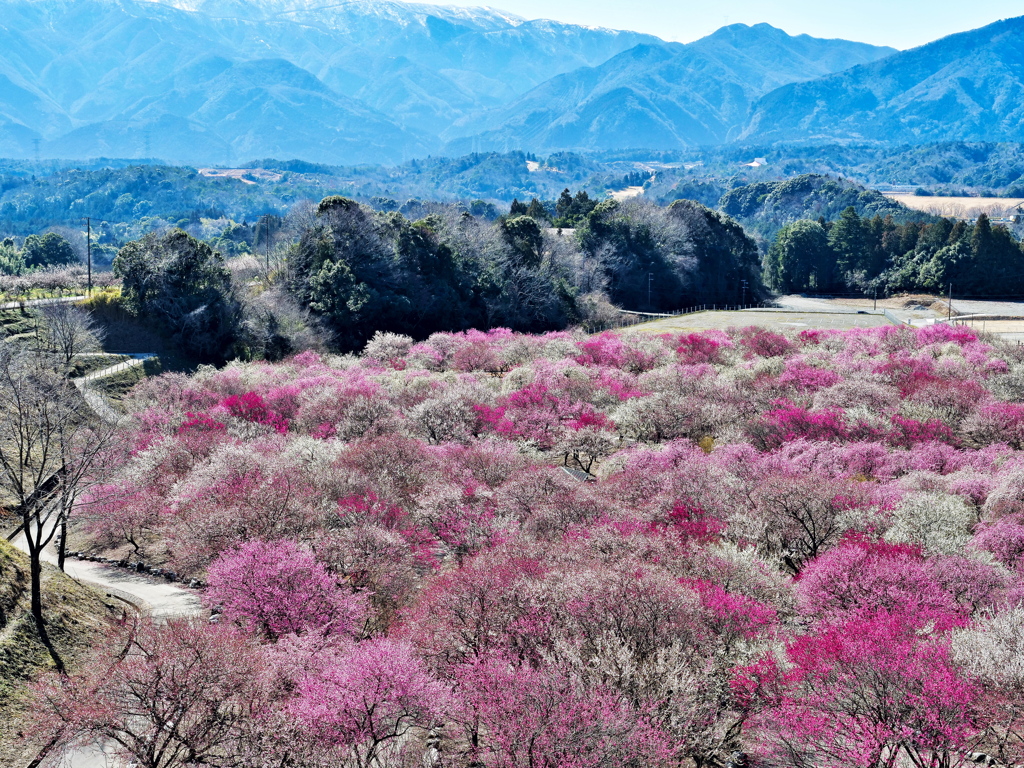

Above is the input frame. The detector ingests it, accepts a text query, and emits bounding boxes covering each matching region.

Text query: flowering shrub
[206,539,366,640]
[221,391,289,433]
[56,322,1024,768]
[741,612,978,768]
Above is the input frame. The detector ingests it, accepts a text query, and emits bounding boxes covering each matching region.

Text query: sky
[435,0,1015,49]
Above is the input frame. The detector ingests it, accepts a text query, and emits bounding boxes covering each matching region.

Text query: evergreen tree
[765,220,834,293]
[828,207,868,280]
[22,232,78,269]
[525,198,549,222]
[114,229,239,361]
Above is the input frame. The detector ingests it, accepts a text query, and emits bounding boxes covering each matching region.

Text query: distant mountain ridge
[0,0,657,163]
[740,16,1024,144]
[443,23,896,152]
[1,1,1019,165]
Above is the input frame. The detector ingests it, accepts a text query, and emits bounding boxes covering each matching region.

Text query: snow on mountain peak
[143,0,525,28]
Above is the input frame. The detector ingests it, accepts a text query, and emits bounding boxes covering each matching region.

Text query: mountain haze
[0,0,658,163]
[740,16,1024,144]
[443,23,896,152]
[2,2,1021,164]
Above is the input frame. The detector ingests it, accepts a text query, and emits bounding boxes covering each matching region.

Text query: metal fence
[882,309,908,326]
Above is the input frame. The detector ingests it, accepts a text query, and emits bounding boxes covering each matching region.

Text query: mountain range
[441,23,896,153]
[0,0,1021,164]
[740,17,1024,144]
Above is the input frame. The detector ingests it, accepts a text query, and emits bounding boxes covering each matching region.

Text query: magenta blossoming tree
[288,638,448,768]
[51,320,1024,768]
[738,612,978,768]
[206,539,367,640]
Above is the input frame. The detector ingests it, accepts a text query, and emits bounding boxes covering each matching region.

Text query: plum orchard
[32,324,1024,768]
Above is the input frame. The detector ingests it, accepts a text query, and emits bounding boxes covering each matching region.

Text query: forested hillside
[4,146,1024,243]
[102,194,764,360]
[6,171,1024,371]
[443,24,893,153]
[765,210,1024,296]
[718,174,921,244]
[742,16,1024,145]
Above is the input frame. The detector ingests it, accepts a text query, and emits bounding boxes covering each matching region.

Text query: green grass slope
[0,540,120,766]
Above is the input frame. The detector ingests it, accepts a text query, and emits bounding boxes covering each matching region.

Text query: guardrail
[883,309,908,326]
[76,357,144,383]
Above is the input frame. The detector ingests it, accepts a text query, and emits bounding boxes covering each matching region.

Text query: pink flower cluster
[61,322,1024,768]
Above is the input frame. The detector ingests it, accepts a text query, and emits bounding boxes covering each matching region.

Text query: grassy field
[0,540,119,767]
[620,309,893,335]
[885,194,1024,218]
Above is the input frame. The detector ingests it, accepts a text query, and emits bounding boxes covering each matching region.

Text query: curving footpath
[10,523,203,767]
[72,354,157,427]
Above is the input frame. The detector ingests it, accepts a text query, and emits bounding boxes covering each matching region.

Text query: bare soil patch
[609,186,645,201]
[884,194,1024,219]
[197,168,283,185]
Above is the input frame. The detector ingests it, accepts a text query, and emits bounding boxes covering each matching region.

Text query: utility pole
[82,216,92,296]
[948,282,953,322]
[741,278,749,307]
[265,217,271,277]
[647,271,653,309]
[873,287,877,311]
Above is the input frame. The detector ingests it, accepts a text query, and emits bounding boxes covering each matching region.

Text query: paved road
[0,296,86,311]
[947,299,1024,316]
[9,524,203,621]
[10,519,202,768]
[36,742,121,768]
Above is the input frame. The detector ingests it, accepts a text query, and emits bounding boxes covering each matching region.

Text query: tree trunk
[29,553,65,674]
[57,517,67,572]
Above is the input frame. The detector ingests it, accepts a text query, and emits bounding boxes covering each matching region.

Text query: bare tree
[0,341,118,670]
[30,617,270,768]
[41,301,106,367]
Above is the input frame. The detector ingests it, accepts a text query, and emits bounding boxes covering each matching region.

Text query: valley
[3,3,1024,768]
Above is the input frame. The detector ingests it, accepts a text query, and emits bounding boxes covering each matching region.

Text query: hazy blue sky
[440,0,1013,49]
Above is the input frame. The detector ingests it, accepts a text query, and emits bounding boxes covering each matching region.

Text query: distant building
[561,466,596,483]
[744,158,768,168]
